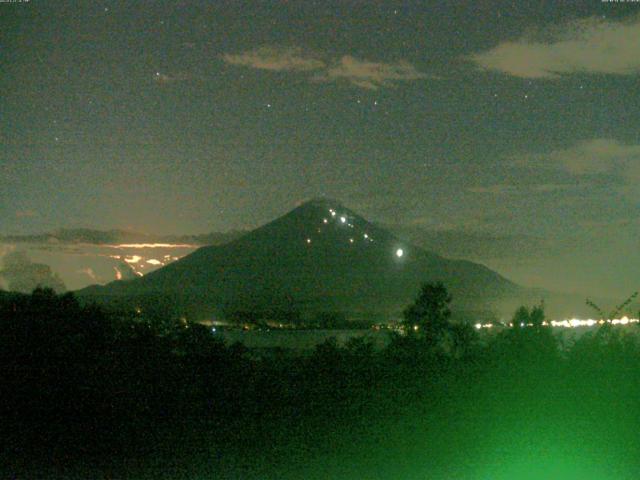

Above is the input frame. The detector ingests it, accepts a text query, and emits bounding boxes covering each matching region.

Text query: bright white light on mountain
[331,211,336,217]
[146,259,162,265]
[340,216,346,223]
[306,238,311,244]
[124,255,142,264]
[349,238,354,243]
[396,248,404,258]
[363,233,368,239]
[323,218,328,223]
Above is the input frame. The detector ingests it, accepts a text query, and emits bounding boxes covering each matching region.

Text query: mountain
[384,225,557,263]
[78,199,523,322]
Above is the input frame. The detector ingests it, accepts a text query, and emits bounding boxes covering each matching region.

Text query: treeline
[2,285,640,479]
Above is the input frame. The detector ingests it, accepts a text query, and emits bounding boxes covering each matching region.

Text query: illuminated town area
[475,317,640,330]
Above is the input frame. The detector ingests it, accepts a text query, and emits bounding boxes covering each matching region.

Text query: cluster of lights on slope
[304,208,377,247]
[306,207,405,259]
[474,317,640,330]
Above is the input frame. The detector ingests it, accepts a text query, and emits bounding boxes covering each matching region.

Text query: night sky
[2,1,639,297]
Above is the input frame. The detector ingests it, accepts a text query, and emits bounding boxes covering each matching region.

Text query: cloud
[578,218,640,229]
[532,183,573,193]
[467,183,576,195]
[15,210,38,218]
[154,71,194,85]
[467,184,518,195]
[78,267,97,281]
[536,139,640,182]
[222,46,431,89]
[0,251,66,293]
[506,139,640,200]
[222,46,325,72]
[468,16,640,78]
[316,55,433,90]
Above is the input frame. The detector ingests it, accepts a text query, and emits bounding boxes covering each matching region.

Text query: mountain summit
[79,199,520,321]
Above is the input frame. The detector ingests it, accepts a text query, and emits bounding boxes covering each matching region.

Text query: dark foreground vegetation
[2,286,640,479]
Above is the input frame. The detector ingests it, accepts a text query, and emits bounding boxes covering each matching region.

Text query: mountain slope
[78,199,521,321]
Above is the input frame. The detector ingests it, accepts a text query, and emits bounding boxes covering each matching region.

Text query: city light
[112,243,196,248]
[474,317,640,329]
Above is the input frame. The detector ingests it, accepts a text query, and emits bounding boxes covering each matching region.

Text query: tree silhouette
[529,303,545,328]
[0,251,66,293]
[512,305,529,329]
[403,282,452,345]
[448,322,479,359]
[501,303,558,363]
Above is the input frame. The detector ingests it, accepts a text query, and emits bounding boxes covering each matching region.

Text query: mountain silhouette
[78,199,521,321]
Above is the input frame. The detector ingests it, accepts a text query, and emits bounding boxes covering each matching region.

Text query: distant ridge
[78,199,523,322]
[1,228,244,246]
